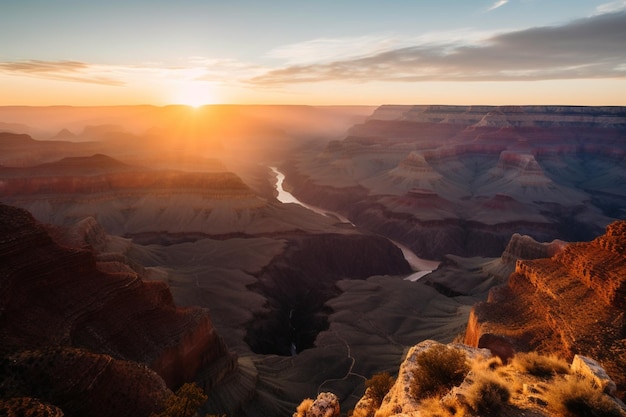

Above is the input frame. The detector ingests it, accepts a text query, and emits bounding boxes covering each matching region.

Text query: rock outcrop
[465,220,626,400]
[0,203,235,416]
[293,392,341,417]
[286,105,626,259]
[349,340,625,417]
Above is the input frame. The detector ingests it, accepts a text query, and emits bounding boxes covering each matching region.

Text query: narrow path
[317,330,367,394]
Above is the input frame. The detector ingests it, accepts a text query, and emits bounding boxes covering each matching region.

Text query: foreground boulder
[349,340,624,417]
[293,392,340,417]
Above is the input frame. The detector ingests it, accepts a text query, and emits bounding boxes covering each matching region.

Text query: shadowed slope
[0,203,235,416]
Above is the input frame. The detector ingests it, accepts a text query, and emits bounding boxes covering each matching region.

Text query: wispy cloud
[184,57,267,82]
[249,11,626,86]
[0,60,125,86]
[595,0,626,14]
[0,58,266,89]
[487,0,509,12]
[266,30,495,66]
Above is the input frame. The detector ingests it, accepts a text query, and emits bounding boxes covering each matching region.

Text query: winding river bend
[270,166,439,279]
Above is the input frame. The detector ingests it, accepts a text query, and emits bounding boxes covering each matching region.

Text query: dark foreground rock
[0,203,235,416]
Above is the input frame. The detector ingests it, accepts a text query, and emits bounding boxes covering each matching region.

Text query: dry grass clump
[293,398,314,417]
[471,356,504,374]
[464,374,511,416]
[546,375,624,417]
[512,351,570,377]
[364,371,395,408]
[411,345,470,400]
[418,397,465,417]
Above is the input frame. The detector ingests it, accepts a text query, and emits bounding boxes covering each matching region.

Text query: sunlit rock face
[348,340,622,417]
[465,220,626,400]
[0,203,235,416]
[286,105,626,259]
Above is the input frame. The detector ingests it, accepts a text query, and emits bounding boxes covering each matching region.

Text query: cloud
[0,57,269,92]
[265,30,495,66]
[249,11,626,86]
[487,0,509,12]
[595,0,626,14]
[184,57,267,82]
[0,60,125,86]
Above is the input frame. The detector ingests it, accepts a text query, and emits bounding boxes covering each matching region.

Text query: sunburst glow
[172,82,217,107]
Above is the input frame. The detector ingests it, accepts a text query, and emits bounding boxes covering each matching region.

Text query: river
[270,166,439,280]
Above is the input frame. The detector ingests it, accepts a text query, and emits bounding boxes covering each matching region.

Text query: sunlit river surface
[270,166,439,280]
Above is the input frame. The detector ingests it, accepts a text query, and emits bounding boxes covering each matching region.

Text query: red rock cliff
[465,220,626,400]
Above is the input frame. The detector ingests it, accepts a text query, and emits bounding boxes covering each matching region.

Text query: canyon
[283,105,626,259]
[1,104,625,416]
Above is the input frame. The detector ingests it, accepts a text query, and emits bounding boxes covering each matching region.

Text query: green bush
[547,375,624,417]
[411,345,469,399]
[512,351,570,377]
[364,371,395,407]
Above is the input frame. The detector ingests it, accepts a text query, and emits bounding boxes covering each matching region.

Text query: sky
[1,0,625,106]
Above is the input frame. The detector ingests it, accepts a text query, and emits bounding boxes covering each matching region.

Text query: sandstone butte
[0,203,236,417]
[466,219,626,399]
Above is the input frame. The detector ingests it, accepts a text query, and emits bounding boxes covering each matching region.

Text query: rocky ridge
[0,203,235,416]
[0,153,273,236]
[343,340,625,417]
[465,220,626,399]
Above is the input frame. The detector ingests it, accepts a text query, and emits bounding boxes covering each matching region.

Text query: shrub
[364,371,395,407]
[411,345,470,399]
[418,397,465,417]
[293,398,314,417]
[151,382,208,417]
[546,375,624,417]
[465,374,510,415]
[512,351,570,377]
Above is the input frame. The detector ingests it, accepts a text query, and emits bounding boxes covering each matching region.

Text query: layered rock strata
[286,105,626,259]
[465,220,626,399]
[0,154,270,236]
[0,203,235,416]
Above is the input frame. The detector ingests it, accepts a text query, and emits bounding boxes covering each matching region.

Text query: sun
[172,82,217,107]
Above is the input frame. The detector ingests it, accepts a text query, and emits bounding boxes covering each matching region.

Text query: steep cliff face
[368,105,626,128]
[0,203,235,415]
[286,105,626,259]
[465,220,626,399]
[500,232,567,264]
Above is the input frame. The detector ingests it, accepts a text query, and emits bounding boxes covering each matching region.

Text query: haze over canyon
[0,104,625,416]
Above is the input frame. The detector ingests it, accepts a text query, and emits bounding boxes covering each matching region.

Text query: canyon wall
[465,220,626,399]
[0,203,236,416]
[286,105,626,259]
